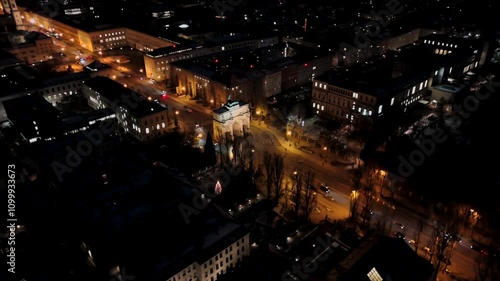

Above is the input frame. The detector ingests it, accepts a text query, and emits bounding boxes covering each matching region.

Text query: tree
[232,137,241,167]
[431,203,462,277]
[302,170,316,222]
[215,128,224,166]
[413,213,427,253]
[474,211,500,281]
[262,151,273,199]
[361,172,375,226]
[203,132,216,166]
[292,170,303,221]
[271,153,285,204]
[350,166,364,222]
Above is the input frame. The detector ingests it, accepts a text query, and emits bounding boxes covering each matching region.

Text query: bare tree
[432,203,462,277]
[361,173,375,226]
[474,213,500,281]
[232,137,241,167]
[292,170,303,221]
[215,128,224,166]
[262,151,273,199]
[271,153,285,204]
[349,166,364,222]
[414,214,427,253]
[302,170,316,221]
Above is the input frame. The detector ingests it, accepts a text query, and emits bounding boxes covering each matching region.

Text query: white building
[212,100,250,141]
[166,227,250,281]
[82,76,169,142]
[39,72,90,105]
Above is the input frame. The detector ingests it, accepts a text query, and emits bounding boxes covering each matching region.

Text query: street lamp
[323,146,327,163]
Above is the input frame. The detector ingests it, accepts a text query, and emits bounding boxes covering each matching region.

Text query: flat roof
[213,100,248,114]
[3,94,62,139]
[172,42,330,86]
[432,83,466,93]
[83,76,167,117]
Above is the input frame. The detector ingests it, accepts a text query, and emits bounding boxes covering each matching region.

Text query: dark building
[333,236,434,281]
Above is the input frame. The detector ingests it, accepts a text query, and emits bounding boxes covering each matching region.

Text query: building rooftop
[432,82,466,94]
[336,236,434,281]
[2,94,62,139]
[172,42,330,87]
[213,100,248,114]
[83,76,167,118]
[0,65,39,97]
[145,41,202,58]
[314,53,429,97]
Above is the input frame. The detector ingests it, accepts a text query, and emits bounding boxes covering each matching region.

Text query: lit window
[146,128,150,134]
[162,122,165,128]
[367,267,383,281]
[435,70,438,75]
[314,82,317,87]
[353,92,358,98]
[424,80,428,87]
[321,105,324,111]
[378,105,383,114]
[157,124,160,130]
[312,103,316,107]
[419,82,423,90]
[369,110,372,116]
[323,85,326,89]
[412,86,416,95]
[449,67,453,74]
[390,97,395,106]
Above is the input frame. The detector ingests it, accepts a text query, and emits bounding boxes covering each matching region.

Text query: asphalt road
[38,26,478,281]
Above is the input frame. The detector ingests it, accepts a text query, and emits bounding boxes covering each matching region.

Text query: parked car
[394,231,405,239]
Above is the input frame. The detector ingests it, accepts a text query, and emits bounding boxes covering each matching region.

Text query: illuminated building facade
[212,100,250,141]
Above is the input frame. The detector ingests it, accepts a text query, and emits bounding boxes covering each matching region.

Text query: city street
[27,22,477,280]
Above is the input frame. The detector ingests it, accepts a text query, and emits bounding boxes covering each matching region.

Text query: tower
[1,0,24,30]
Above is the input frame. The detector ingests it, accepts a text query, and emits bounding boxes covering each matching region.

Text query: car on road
[183,105,193,112]
[394,231,405,239]
[408,239,416,246]
[320,184,329,193]
[313,207,321,213]
[393,221,405,229]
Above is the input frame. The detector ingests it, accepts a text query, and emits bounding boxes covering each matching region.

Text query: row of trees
[261,151,317,222]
